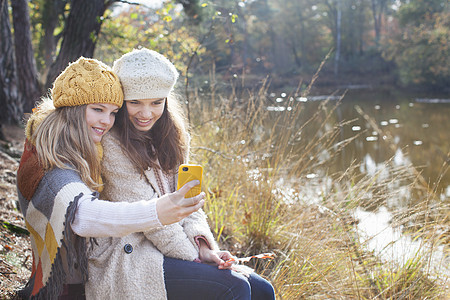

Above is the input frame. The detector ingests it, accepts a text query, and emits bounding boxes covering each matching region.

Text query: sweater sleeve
[181,209,219,251]
[71,193,162,237]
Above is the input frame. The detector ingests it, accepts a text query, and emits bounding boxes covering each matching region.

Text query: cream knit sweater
[85,133,218,299]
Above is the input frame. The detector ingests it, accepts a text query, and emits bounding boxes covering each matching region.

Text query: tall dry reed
[185,76,448,299]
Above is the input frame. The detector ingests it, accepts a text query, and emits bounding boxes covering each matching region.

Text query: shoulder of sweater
[43,167,83,187]
[100,133,139,178]
[101,132,121,150]
[38,167,91,201]
[101,133,128,161]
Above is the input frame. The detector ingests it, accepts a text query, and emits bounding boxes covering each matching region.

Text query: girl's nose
[140,105,153,118]
[100,114,113,126]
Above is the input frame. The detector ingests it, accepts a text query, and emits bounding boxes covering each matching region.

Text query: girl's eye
[93,108,102,112]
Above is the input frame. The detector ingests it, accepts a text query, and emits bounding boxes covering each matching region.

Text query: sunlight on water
[283,91,448,276]
[393,148,407,166]
[267,106,286,112]
[252,88,449,278]
[355,207,448,275]
[366,136,378,142]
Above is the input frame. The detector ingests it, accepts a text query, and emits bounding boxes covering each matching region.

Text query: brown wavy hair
[114,94,189,174]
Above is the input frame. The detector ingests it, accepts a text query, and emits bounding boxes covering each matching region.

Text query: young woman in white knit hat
[85,48,276,299]
[16,57,205,300]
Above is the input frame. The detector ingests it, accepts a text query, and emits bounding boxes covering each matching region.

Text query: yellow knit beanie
[52,57,124,108]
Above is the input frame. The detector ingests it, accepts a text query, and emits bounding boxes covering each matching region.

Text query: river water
[265,87,449,272]
[267,87,450,200]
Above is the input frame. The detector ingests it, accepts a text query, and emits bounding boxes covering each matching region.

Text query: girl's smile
[126,98,166,131]
[86,103,119,143]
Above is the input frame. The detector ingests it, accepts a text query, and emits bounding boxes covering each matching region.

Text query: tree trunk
[176,0,202,24]
[371,0,387,46]
[334,0,341,76]
[357,0,365,55]
[45,0,108,89]
[0,0,22,125]
[291,43,302,68]
[11,0,42,114]
[39,0,67,84]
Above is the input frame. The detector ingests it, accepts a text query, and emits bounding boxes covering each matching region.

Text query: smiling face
[85,103,120,143]
[125,98,166,132]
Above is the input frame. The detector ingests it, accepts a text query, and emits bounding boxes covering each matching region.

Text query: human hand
[156,180,205,225]
[199,247,236,270]
[216,250,236,269]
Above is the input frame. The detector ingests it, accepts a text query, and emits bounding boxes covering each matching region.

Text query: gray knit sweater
[85,133,218,300]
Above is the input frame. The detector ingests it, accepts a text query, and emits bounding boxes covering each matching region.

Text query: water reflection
[265,88,449,269]
[199,87,448,270]
[315,90,450,204]
[355,207,447,275]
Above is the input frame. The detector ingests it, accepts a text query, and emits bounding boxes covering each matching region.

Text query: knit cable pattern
[52,57,123,108]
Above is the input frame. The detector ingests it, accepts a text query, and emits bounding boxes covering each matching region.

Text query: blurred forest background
[0,0,449,132]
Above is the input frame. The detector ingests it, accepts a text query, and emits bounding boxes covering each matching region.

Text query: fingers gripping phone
[177,164,203,198]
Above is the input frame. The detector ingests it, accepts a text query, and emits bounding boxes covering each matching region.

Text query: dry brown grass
[187,78,449,299]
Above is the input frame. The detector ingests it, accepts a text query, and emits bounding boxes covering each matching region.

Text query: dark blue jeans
[163,257,275,300]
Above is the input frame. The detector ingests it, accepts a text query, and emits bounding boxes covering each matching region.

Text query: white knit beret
[112,48,179,100]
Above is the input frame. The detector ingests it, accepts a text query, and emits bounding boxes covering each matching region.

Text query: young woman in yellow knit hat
[86,48,275,299]
[16,57,205,299]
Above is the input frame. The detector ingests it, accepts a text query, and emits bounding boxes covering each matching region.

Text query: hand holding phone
[177,164,203,198]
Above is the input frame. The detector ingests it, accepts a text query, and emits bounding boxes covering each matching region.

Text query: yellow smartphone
[177,164,203,198]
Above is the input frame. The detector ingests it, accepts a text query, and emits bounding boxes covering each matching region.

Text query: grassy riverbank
[0,83,448,298]
[188,80,449,298]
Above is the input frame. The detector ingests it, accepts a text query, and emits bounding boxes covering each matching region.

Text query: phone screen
[177,164,203,198]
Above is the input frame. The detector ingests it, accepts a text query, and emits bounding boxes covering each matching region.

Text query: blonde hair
[33,104,101,191]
